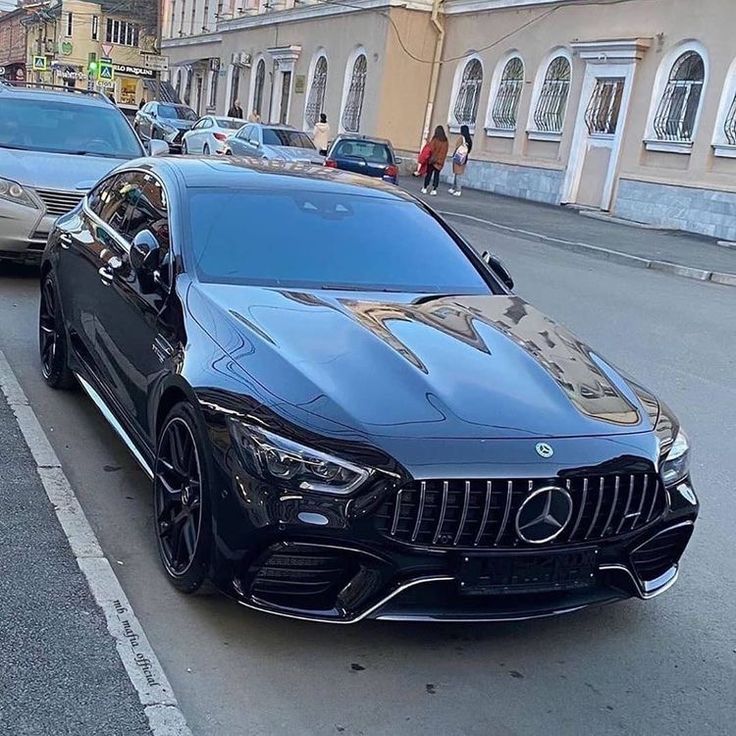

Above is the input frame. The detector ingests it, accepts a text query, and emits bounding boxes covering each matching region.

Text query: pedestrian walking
[313,113,331,156]
[421,125,448,196]
[228,100,244,119]
[449,124,472,197]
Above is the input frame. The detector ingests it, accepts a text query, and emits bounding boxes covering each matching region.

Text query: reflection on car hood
[162,119,195,130]
[0,147,130,191]
[264,145,324,164]
[189,286,658,441]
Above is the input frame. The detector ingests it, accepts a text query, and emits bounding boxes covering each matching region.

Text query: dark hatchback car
[325,135,400,184]
[39,158,698,623]
[134,102,198,153]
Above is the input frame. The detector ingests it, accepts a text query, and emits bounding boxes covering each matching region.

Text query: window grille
[453,58,483,128]
[584,77,625,135]
[724,93,736,145]
[342,54,367,132]
[652,51,704,142]
[533,56,571,133]
[253,59,266,116]
[305,56,328,128]
[490,57,524,129]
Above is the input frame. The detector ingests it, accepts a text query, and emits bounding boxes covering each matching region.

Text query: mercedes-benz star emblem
[535,442,554,458]
[515,486,573,544]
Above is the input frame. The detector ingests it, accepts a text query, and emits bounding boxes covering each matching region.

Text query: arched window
[490,56,524,130]
[724,92,736,145]
[452,58,483,128]
[341,53,367,132]
[532,55,571,133]
[252,58,266,117]
[652,51,705,142]
[305,54,328,129]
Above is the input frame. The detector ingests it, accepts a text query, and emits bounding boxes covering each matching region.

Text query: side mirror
[249,139,261,148]
[130,230,161,291]
[150,110,157,118]
[147,139,169,157]
[482,251,514,291]
[395,156,403,165]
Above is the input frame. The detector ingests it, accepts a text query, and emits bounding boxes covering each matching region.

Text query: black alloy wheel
[39,273,74,389]
[154,404,213,593]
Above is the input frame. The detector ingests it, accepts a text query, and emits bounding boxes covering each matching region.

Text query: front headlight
[0,177,37,208]
[230,422,372,495]
[661,429,690,486]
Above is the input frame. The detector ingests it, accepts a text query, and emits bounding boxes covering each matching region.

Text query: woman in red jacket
[421,126,449,196]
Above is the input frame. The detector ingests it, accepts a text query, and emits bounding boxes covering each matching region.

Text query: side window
[238,124,251,140]
[203,118,213,129]
[96,172,137,234]
[87,177,113,216]
[120,172,170,259]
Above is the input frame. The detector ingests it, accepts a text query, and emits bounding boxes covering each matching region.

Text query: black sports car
[39,158,698,623]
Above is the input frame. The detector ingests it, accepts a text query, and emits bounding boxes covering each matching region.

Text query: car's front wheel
[153,403,214,594]
[39,272,75,389]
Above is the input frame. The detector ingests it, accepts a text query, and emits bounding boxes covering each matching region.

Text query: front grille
[173,131,184,144]
[34,188,83,217]
[376,474,667,550]
[631,524,693,582]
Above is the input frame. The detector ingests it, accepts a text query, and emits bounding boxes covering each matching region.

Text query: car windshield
[159,105,197,120]
[262,128,315,149]
[217,118,246,129]
[186,188,492,293]
[333,140,392,164]
[0,98,143,158]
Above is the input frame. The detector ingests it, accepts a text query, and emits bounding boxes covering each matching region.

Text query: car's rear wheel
[39,273,75,389]
[154,403,213,594]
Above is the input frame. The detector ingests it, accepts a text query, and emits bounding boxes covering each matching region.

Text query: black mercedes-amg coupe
[39,157,698,623]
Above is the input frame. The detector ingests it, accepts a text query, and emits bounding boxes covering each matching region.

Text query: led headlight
[661,429,690,486]
[0,177,37,208]
[230,422,372,495]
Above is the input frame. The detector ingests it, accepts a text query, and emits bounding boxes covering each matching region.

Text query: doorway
[279,71,292,124]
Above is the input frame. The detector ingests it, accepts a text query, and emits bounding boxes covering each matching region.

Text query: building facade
[0,6,28,84]
[162,0,736,240]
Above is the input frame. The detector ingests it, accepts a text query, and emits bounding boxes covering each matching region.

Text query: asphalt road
[0,218,734,736]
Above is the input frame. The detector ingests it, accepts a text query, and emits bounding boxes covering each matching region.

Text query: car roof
[254,123,296,130]
[332,134,393,147]
[131,156,414,201]
[0,83,114,108]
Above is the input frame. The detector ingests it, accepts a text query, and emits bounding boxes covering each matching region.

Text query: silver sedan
[224,123,324,164]
[181,116,245,155]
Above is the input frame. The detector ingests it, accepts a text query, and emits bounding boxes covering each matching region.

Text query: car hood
[161,118,195,130]
[0,148,130,191]
[265,145,324,163]
[188,286,659,441]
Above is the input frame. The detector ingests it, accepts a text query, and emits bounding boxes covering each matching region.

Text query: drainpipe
[420,0,445,148]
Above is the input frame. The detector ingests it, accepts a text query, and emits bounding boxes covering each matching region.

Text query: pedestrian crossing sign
[98,61,114,81]
[32,55,47,71]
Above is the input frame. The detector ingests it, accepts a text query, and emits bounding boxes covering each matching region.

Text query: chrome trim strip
[494,480,513,546]
[432,481,449,544]
[75,373,153,479]
[616,475,635,534]
[645,476,659,523]
[454,480,471,545]
[568,477,587,540]
[474,480,492,546]
[390,488,404,536]
[411,481,426,542]
[585,477,604,540]
[237,575,455,625]
[376,603,594,623]
[601,475,620,538]
[599,563,679,600]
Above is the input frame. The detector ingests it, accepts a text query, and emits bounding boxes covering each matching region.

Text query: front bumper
[211,463,698,623]
[0,199,53,261]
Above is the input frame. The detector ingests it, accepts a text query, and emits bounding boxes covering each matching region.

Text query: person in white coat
[313,113,331,156]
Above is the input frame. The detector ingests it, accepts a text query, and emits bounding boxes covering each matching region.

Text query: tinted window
[186,188,491,293]
[333,140,392,164]
[159,105,197,120]
[120,173,170,256]
[217,118,245,129]
[262,128,315,149]
[0,99,142,158]
[238,125,253,140]
[94,173,137,232]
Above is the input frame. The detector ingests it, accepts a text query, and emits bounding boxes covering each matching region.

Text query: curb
[440,210,736,288]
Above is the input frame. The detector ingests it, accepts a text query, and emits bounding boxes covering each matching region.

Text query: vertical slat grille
[376,473,666,550]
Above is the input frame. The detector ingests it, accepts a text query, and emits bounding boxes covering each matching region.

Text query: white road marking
[0,350,192,736]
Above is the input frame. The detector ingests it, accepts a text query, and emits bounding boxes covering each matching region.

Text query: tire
[203,143,210,155]
[153,402,214,594]
[39,272,75,390]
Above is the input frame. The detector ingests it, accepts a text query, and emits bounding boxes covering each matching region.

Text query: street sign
[143,55,169,72]
[98,60,114,81]
[33,55,47,71]
[101,43,113,58]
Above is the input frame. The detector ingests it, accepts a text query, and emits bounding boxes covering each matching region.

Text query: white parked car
[181,116,245,155]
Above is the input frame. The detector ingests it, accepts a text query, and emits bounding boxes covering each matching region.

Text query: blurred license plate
[459,549,598,595]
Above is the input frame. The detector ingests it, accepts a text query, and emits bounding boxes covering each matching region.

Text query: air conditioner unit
[241,53,252,67]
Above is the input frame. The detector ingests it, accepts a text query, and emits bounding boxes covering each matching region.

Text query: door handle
[60,233,72,249]
[98,266,114,284]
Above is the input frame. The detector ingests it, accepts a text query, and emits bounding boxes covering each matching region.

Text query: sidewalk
[404,178,736,286]
[0,387,152,735]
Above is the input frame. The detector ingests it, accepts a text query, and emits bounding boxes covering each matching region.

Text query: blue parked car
[324,135,400,184]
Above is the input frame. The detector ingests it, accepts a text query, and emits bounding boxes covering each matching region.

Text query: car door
[185,118,204,152]
[93,170,177,441]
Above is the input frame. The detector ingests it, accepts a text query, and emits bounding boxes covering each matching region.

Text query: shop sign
[143,55,169,72]
[113,63,155,79]
[60,41,73,56]
[294,75,306,94]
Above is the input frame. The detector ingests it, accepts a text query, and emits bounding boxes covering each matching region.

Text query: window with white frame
[452,58,483,129]
[106,18,141,47]
[253,59,266,116]
[341,53,367,132]
[532,55,571,133]
[652,51,705,142]
[91,15,99,41]
[305,54,328,129]
[490,57,524,130]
